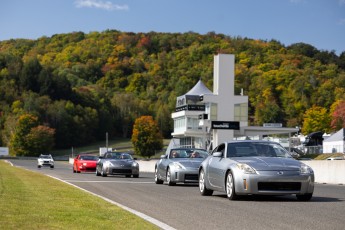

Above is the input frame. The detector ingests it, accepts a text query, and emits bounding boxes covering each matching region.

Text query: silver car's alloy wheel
[226,171,238,200]
[199,169,213,196]
[101,166,107,177]
[95,167,101,176]
[167,168,175,186]
[154,168,163,184]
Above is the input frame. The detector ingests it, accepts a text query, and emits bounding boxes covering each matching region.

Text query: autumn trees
[131,116,163,158]
[0,30,344,156]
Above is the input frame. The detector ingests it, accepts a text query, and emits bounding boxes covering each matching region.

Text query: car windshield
[108,152,133,160]
[227,142,292,158]
[170,149,209,159]
[80,155,98,161]
[40,155,52,159]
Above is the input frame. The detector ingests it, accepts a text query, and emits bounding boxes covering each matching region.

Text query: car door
[207,144,227,189]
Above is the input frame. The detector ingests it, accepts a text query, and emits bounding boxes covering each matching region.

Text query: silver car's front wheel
[101,166,107,177]
[199,169,213,196]
[167,168,176,186]
[155,167,163,184]
[226,171,238,200]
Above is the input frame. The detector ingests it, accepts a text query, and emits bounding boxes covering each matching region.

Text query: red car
[73,154,99,173]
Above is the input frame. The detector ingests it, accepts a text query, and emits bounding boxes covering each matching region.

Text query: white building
[323,128,345,153]
[171,54,298,150]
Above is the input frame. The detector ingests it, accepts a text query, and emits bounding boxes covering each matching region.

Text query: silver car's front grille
[258,182,301,191]
[184,174,198,182]
[112,169,131,174]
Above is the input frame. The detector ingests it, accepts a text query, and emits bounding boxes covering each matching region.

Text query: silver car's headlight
[237,163,257,174]
[132,162,138,167]
[300,164,313,174]
[106,161,114,167]
[172,162,185,170]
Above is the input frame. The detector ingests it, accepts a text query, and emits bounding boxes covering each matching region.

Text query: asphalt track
[8,159,345,230]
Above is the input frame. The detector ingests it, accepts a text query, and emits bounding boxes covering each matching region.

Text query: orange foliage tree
[131,116,163,158]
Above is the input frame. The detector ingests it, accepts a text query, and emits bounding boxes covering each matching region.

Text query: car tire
[73,167,76,173]
[50,165,54,169]
[296,193,313,201]
[38,165,41,168]
[125,175,131,178]
[199,169,213,196]
[167,168,176,186]
[95,167,101,176]
[226,171,238,200]
[133,174,139,178]
[101,167,107,177]
[154,167,164,184]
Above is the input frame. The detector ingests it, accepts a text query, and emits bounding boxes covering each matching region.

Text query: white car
[37,154,54,168]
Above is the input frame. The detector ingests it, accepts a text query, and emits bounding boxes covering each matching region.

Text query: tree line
[0,30,344,156]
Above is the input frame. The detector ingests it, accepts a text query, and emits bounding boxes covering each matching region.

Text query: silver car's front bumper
[169,167,199,183]
[234,170,314,195]
[105,166,139,176]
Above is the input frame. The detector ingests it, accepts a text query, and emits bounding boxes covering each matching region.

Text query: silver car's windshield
[170,149,209,159]
[227,142,292,158]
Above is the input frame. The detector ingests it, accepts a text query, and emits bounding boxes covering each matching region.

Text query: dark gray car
[96,152,139,178]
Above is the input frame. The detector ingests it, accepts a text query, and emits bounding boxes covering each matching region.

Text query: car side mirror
[160,155,167,159]
[212,152,223,157]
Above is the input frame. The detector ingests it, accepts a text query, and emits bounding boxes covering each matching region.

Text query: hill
[0,30,344,151]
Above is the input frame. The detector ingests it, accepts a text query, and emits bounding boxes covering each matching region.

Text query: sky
[1,0,345,55]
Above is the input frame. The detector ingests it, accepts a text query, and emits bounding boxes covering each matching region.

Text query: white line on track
[47,175,176,230]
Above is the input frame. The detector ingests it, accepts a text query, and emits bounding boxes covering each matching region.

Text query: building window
[187,117,200,130]
[174,117,186,129]
[234,103,248,122]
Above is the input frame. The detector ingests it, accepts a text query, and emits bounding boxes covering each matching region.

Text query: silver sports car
[96,152,139,178]
[199,141,314,201]
[155,148,209,186]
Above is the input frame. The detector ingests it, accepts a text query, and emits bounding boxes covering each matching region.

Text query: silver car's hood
[173,158,204,168]
[234,157,301,171]
[109,159,134,166]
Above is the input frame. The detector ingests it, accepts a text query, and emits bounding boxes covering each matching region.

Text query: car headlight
[132,162,138,167]
[172,162,185,170]
[83,163,87,166]
[300,164,313,174]
[237,163,257,174]
[106,161,114,167]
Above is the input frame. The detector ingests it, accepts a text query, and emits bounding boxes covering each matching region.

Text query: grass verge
[0,161,158,230]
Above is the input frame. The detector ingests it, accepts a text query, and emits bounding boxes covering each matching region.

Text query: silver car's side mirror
[212,152,223,157]
[160,155,167,159]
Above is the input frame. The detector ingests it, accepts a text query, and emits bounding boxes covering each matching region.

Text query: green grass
[0,161,158,230]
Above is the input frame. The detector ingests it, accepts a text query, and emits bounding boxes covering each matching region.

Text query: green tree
[9,113,39,156]
[26,125,55,155]
[131,116,163,158]
[301,106,331,135]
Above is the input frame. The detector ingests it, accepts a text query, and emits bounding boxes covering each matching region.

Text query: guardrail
[302,160,345,185]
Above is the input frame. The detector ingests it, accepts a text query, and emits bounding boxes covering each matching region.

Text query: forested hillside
[1,30,345,152]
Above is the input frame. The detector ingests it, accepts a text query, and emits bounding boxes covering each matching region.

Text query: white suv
[37,154,54,168]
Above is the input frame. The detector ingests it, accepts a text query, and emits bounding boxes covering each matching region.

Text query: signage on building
[263,123,282,128]
[211,121,240,130]
[175,104,205,112]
